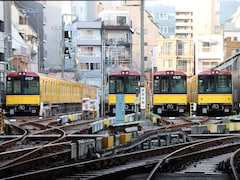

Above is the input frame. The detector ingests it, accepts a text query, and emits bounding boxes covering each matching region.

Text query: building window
[79,29,93,40]
[231,48,240,55]
[177,41,190,56]
[168,27,175,33]
[159,13,167,20]
[168,13,175,20]
[90,63,100,70]
[79,47,93,56]
[0,20,4,32]
[162,42,174,55]
[117,16,126,25]
[79,62,100,70]
[163,59,173,68]
[0,53,4,61]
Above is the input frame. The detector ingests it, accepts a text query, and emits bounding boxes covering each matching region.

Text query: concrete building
[115,3,164,74]
[44,1,64,72]
[145,3,175,38]
[99,10,133,72]
[194,35,223,74]
[70,19,102,86]
[225,36,240,59]
[175,9,193,38]
[71,1,98,21]
[156,38,194,76]
[15,1,45,73]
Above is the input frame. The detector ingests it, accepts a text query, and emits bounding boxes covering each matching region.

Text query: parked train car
[152,70,188,116]
[108,70,141,116]
[187,69,232,116]
[5,71,98,116]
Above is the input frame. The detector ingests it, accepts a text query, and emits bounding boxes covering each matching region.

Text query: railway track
[147,135,240,180]
[1,141,200,180]
[0,115,239,179]
[4,135,240,180]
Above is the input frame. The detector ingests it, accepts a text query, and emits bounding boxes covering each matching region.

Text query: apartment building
[157,38,194,76]
[225,36,240,59]
[194,35,223,74]
[70,19,102,86]
[99,10,133,72]
[175,10,193,38]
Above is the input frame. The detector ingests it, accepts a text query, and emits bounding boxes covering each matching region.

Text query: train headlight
[18,105,25,110]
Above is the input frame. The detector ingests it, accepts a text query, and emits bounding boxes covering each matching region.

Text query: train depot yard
[0,56,240,179]
[0,112,240,179]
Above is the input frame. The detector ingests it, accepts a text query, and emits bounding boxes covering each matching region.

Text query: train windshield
[6,76,40,95]
[109,75,140,94]
[198,75,232,94]
[153,75,186,94]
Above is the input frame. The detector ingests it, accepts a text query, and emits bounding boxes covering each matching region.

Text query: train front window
[198,75,231,94]
[216,75,232,93]
[125,76,139,93]
[153,75,186,94]
[170,76,186,93]
[198,76,215,93]
[23,76,40,95]
[109,76,124,94]
[109,75,140,94]
[6,76,39,95]
[6,77,21,94]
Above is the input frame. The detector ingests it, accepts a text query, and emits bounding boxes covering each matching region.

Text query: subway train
[107,70,141,116]
[152,70,188,116]
[187,69,232,116]
[5,71,98,117]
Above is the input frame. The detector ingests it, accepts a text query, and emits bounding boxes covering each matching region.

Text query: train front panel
[152,70,187,116]
[196,69,232,116]
[108,70,140,116]
[5,72,41,115]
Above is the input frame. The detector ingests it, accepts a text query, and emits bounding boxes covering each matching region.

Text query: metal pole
[4,1,12,64]
[101,41,105,117]
[61,15,65,78]
[140,0,145,120]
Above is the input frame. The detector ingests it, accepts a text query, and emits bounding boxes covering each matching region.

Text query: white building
[194,35,223,74]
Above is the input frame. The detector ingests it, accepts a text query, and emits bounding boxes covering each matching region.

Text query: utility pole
[140,0,146,120]
[4,1,12,64]
[2,1,12,108]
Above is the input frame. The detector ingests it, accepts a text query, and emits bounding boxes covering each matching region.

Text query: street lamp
[61,14,78,79]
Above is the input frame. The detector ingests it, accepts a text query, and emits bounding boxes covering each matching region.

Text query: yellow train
[5,71,98,116]
[187,69,232,116]
[108,70,141,116]
[152,70,188,116]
